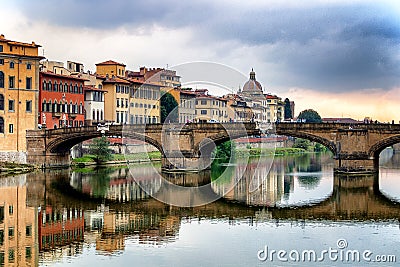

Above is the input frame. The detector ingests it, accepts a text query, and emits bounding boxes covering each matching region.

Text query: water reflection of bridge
[1,166,400,264]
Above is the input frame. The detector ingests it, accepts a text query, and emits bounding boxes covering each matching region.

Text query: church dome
[242,69,262,93]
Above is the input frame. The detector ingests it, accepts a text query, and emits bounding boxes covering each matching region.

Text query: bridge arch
[274,130,337,155]
[368,134,400,158]
[193,128,260,156]
[45,126,165,157]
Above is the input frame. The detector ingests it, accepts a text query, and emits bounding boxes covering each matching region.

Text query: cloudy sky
[2,0,400,121]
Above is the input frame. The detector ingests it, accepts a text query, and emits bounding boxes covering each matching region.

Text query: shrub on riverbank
[235,147,306,157]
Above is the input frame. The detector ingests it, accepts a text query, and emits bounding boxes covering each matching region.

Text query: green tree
[160,92,178,123]
[293,138,310,150]
[297,109,322,123]
[89,137,112,164]
[284,98,292,120]
[213,140,235,159]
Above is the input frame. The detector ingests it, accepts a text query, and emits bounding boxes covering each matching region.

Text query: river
[1,149,400,266]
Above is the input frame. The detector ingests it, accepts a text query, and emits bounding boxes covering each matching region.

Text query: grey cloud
[15,0,400,92]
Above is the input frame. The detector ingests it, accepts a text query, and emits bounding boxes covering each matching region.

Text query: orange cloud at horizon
[285,87,400,123]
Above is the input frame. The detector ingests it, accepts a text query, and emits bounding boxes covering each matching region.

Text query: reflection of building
[38,206,84,251]
[95,210,180,254]
[212,158,285,206]
[0,175,37,266]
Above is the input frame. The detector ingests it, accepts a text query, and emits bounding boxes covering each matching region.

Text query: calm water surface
[2,150,400,266]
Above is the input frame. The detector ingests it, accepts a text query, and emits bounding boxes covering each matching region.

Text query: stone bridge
[26,123,260,170]
[26,122,400,172]
[276,123,400,172]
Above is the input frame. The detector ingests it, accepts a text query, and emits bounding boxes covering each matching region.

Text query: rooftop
[95,60,126,67]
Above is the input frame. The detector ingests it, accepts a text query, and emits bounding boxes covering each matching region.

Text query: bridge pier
[334,156,378,174]
[26,130,70,168]
[161,150,214,172]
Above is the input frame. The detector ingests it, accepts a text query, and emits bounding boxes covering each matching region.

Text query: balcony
[52,112,62,118]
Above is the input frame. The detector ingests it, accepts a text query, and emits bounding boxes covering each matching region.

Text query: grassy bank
[235,147,306,157]
[73,147,305,165]
[0,162,35,175]
[72,151,162,164]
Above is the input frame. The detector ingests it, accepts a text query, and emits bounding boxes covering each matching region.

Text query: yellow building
[0,35,43,158]
[95,60,130,124]
[194,89,228,122]
[129,80,160,124]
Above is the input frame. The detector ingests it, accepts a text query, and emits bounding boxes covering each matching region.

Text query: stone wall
[0,151,27,164]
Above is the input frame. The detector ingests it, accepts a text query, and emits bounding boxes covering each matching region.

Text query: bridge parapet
[276,123,400,173]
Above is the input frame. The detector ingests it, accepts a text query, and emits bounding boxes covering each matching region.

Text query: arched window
[74,85,78,94]
[0,117,3,133]
[93,110,96,120]
[42,99,47,112]
[48,100,52,113]
[0,71,4,88]
[79,85,83,94]
[79,103,83,114]
[69,83,73,93]
[48,81,52,91]
[74,102,78,113]
[53,100,58,112]
[10,61,14,69]
[54,82,58,92]
[42,80,47,91]
[27,63,32,70]
[0,94,3,111]
[64,83,68,92]
[69,101,73,113]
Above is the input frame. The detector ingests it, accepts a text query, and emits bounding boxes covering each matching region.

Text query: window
[54,82,58,92]
[0,117,3,133]
[8,124,13,133]
[0,45,2,52]
[27,63,32,70]
[26,100,32,112]
[0,94,3,110]
[26,77,32,89]
[10,61,14,69]
[201,100,207,105]
[8,206,12,215]
[8,249,14,263]
[0,71,3,88]
[0,59,3,65]
[201,110,207,115]
[8,227,14,238]
[26,225,32,237]
[8,100,14,112]
[25,247,31,259]
[42,100,47,112]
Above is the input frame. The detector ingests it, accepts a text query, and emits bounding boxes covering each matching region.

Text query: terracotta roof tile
[95,60,126,66]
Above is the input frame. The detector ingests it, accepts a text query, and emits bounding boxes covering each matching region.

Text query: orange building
[39,71,86,128]
[0,34,44,157]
